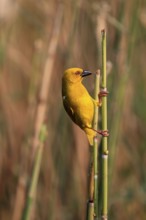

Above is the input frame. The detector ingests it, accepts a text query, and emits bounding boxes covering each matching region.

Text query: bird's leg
[98,88,109,106]
[86,126,109,137]
[92,88,109,136]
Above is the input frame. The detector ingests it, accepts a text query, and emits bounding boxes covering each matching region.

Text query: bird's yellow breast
[64,82,94,128]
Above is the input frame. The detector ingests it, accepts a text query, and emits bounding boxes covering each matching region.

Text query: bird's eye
[75,71,81,75]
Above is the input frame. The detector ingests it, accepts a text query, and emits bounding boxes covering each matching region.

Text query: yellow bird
[62,67,102,145]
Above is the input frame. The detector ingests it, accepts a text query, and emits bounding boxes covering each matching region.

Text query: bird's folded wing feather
[63,98,76,124]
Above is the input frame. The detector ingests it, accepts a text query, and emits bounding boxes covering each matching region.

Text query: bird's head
[63,68,92,84]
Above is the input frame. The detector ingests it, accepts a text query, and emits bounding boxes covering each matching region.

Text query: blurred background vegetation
[0,0,146,219]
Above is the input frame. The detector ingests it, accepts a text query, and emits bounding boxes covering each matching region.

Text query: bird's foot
[89,127,109,137]
[98,88,109,105]
[96,130,109,137]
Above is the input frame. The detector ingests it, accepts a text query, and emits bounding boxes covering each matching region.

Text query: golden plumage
[62,68,100,145]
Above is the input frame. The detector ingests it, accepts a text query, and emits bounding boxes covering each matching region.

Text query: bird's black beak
[81,70,92,77]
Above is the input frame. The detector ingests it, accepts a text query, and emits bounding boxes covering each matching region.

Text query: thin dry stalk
[31,3,64,158]
[12,3,64,220]
[109,0,133,183]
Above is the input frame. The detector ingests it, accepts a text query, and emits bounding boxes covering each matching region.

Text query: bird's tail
[83,127,96,146]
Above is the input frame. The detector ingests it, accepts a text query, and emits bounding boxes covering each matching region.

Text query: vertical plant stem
[86,71,101,220]
[101,30,108,220]
[22,125,47,220]
[93,70,100,219]
[31,2,63,159]
[109,0,139,186]
[93,137,98,219]
[86,147,94,220]
[87,200,94,220]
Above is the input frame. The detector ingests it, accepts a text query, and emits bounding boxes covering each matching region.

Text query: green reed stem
[86,71,101,220]
[87,201,94,220]
[93,70,100,219]
[86,147,94,220]
[22,125,47,220]
[101,30,108,220]
[86,146,94,220]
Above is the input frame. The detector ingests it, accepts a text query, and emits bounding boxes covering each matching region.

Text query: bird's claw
[98,89,109,105]
[98,90,109,98]
[97,130,109,137]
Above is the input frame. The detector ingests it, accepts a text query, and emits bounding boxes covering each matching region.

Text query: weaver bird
[62,67,108,145]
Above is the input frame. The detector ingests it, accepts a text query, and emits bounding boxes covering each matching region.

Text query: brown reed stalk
[12,3,64,220]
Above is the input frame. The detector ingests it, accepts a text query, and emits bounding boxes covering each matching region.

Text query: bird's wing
[62,96,77,124]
